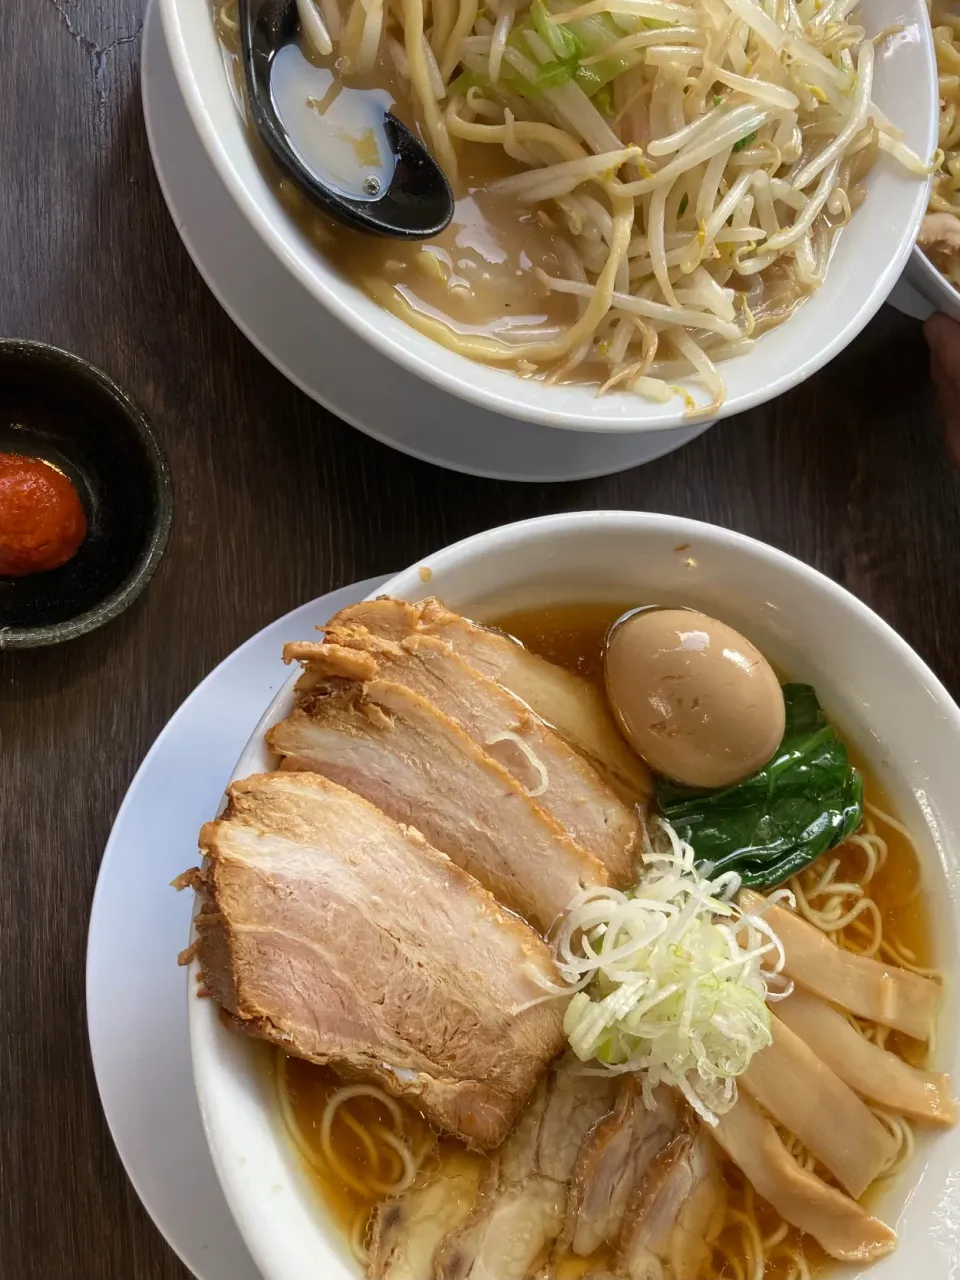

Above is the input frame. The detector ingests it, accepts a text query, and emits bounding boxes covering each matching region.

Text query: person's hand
[924,313,960,471]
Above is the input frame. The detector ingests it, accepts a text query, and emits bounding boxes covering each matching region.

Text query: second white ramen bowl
[893,242,960,324]
[159,1,936,432]
[188,511,960,1280]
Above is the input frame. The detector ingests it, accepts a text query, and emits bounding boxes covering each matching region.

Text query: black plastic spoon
[239,0,454,239]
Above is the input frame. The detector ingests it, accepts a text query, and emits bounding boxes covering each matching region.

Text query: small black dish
[0,341,173,649]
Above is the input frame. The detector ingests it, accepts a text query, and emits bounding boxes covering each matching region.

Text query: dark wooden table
[2,1,959,1276]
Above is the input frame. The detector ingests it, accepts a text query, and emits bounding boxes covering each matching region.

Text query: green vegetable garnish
[712,93,723,105]
[535,60,578,89]
[573,62,604,94]
[732,130,758,152]
[593,83,615,115]
[448,69,482,95]
[678,193,689,215]
[454,1,643,103]
[531,0,582,62]
[658,684,863,888]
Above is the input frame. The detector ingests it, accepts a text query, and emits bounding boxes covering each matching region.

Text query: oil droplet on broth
[337,144,577,342]
[270,42,395,201]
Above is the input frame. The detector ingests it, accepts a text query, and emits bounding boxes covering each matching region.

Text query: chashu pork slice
[613,1129,726,1280]
[285,635,640,886]
[190,770,566,1149]
[325,597,653,807]
[435,1056,617,1280]
[268,676,609,932]
[563,1083,681,1257]
[368,1151,485,1280]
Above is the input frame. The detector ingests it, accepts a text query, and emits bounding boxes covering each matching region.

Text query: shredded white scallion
[556,818,784,1124]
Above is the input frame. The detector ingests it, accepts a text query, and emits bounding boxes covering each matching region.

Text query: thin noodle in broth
[262,603,944,1280]
[274,1062,429,1248]
[216,0,929,409]
[697,801,928,1280]
[272,779,933,1279]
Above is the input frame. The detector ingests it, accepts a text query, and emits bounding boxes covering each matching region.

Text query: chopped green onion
[678,193,689,215]
[733,130,758,152]
[555,819,782,1125]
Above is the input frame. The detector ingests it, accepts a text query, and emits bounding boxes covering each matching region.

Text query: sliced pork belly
[713,1093,896,1263]
[741,1015,898,1198]
[435,1081,562,1280]
[739,889,940,1041]
[368,1151,484,1280]
[438,1178,564,1280]
[777,987,957,1125]
[536,1059,619,1181]
[614,1130,726,1280]
[436,1058,616,1280]
[286,635,639,885]
[268,676,608,931]
[564,1083,680,1256]
[325,597,653,806]
[190,771,565,1148]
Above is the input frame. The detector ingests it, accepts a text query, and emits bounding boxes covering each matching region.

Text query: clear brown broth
[279,599,935,1278]
[281,1055,442,1231]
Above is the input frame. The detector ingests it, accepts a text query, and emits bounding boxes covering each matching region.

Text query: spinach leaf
[657,684,862,888]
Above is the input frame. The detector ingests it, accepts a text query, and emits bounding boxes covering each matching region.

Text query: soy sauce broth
[275,598,935,1278]
[496,599,935,973]
[282,1055,441,1232]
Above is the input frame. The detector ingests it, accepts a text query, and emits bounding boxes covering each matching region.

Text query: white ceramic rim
[85,577,387,1280]
[157,0,936,433]
[904,242,960,323]
[188,510,960,1280]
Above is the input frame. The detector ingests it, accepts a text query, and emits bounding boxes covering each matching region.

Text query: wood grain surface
[1,1,959,1277]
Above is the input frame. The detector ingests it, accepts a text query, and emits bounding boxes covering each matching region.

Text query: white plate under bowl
[189,512,960,1280]
[140,0,707,482]
[159,0,937,431]
[86,576,387,1280]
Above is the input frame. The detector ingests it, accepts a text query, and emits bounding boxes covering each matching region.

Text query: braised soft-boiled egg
[604,608,785,789]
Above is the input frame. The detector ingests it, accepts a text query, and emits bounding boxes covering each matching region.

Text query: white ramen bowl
[892,243,960,324]
[189,511,960,1280]
[159,0,937,432]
